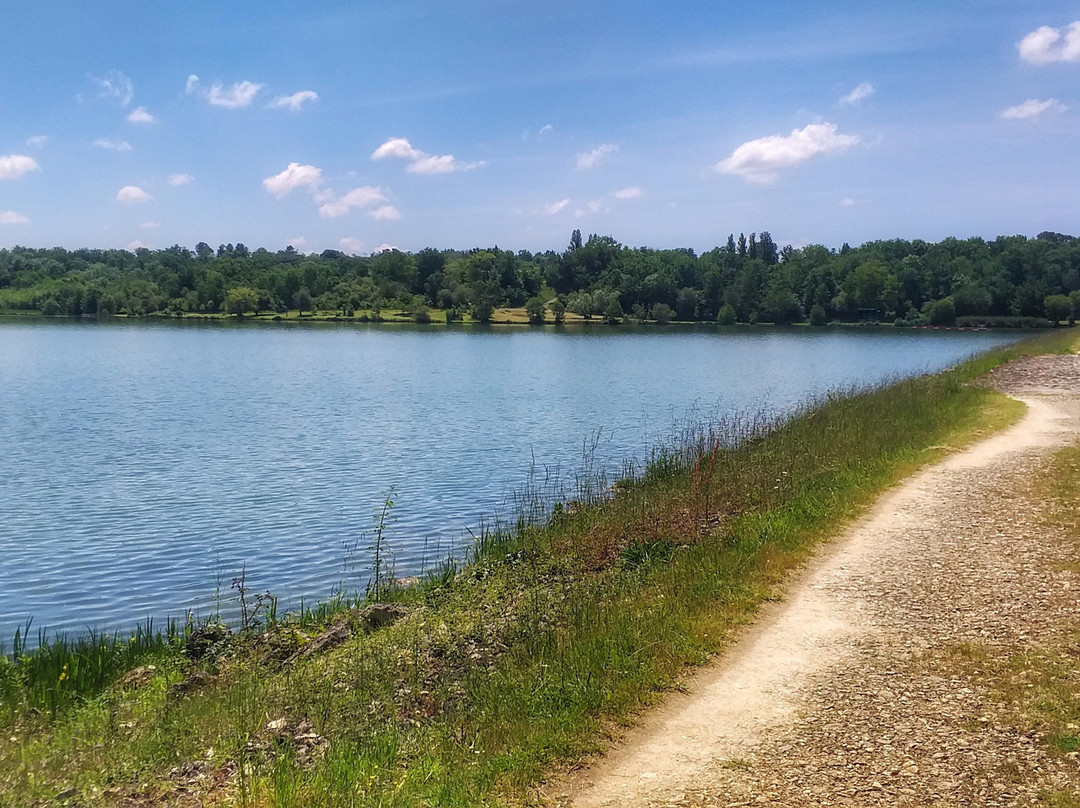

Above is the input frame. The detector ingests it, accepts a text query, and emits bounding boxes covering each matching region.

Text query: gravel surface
[561,352,1080,808]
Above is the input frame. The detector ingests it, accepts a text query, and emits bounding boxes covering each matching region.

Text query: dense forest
[2,229,1080,327]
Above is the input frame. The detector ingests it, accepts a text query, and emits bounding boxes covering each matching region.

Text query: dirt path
[560,353,1080,808]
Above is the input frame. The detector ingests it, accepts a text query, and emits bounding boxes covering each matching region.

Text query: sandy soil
[558,352,1080,808]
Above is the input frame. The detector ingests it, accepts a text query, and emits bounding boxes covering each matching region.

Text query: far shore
[0,307,1069,331]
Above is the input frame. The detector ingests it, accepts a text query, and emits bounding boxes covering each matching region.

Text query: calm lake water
[0,320,1022,642]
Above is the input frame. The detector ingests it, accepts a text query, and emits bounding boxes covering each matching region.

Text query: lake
[0,320,1022,642]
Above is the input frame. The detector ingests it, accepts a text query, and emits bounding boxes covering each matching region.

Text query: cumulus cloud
[94,138,132,151]
[840,197,858,207]
[262,162,323,198]
[575,143,619,170]
[0,210,30,225]
[542,198,570,215]
[127,106,157,124]
[1018,22,1080,64]
[268,90,318,110]
[0,154,40,180]
[140,221,160,229]
[318,186,387,219]
[288,236,307,249]
[611,186,642,199]
[90,70,133,105]
[25,135,48,149]
[169,173,194,186]
[1000,98,1067,120]
[339,237,365,255]
[839,82,875,106]
[186,75,264,108]
[116,185,152,204]
[125,240,149,251]
[716,122,861,184]
[371,137,485,174]
[375,243,396,253]
[369,204,402,221]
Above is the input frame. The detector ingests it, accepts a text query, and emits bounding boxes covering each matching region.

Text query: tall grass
[1,330,1075,806]
[0,617,188,721]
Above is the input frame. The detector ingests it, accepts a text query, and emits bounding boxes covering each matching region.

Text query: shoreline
[2,330,1077,806]
[0,308,1066,331]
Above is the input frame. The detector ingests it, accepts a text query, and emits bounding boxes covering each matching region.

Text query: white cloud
[839,197,858,206]
[372,137,484,174]
[125,240,149,251]
[318,186,387,218]
[186,75,264,108]
[288,236,307,249]
[0,210,30,225]
[0,154,40,180]
[372,138,420,161]
[612,186,642,199]
[375,243,396,253]
[140,221,160,229]
[268,90,318,110]
[537,123,554,137]
[90,70,133,105]
[339,237,365,255]
[716,122,861,184]
[25,135,48,149]
[94,138,132,152]
[1018,22,1080,64]
[127,106,157,124]
[116,185,152,204]
[542,198,570,215]
[168,173,194,186]
[575,143,619,170]
[369,204,402,221]
[1000,98,1067,120]
[262,162,323,198]
[574,199,606,218]
[839,82,875,106]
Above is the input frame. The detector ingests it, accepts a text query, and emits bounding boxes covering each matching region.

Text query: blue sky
[1,1,1078,254]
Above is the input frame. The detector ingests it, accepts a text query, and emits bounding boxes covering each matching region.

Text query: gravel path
[560,353,1080,808]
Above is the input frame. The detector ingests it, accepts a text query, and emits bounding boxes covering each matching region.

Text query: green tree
[224,286,259,317]
[1044,294,1072,324]
[927,297,956,326]
[550,297,567,324]
[524,296,546,324]
[650,302,673,324]
[567,290,596,319]
[603,296,624,324]
[717,303,737,325]
[809,304,828,326]
[293,288,313,316]
[471,301,494,323]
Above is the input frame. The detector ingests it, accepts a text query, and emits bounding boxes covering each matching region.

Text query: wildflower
[130,636,136,643]
[58,671,68,682]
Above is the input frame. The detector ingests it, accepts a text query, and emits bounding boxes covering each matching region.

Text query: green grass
[0,330,1075,807]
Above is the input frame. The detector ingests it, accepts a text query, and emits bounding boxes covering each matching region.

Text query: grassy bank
[1,331,1077,807]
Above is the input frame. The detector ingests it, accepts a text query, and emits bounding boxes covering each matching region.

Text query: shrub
[809,304,828,326]
[717,303,737,325]
[927,297,956,326]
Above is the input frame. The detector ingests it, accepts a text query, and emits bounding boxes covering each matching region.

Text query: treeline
[2,229,1080,326]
